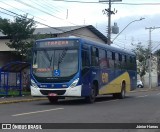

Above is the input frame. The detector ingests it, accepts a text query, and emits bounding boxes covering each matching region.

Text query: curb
[130,88,159,93]
[0,97,48,104]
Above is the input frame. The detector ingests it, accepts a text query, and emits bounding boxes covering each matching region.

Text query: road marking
[96,99,119,104]
[12,108,64,117]
[136,95,148,98]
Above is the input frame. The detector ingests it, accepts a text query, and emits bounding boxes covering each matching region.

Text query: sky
[0,0,160,52]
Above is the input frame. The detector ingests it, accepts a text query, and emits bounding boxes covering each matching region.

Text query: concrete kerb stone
[0,97,48,104]
[129,87,159,93]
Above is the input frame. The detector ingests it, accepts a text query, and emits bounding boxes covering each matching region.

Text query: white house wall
[137,56,158,88]
[0,39,15,51]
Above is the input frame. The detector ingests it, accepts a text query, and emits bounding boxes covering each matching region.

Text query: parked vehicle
[137,80,144,88]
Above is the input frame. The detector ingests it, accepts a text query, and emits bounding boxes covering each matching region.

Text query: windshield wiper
[58,48,68,69]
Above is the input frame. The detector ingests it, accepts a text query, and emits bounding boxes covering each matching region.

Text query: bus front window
[32,49,78,82]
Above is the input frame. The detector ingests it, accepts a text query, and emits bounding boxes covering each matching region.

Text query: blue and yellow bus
[30,37,137,103]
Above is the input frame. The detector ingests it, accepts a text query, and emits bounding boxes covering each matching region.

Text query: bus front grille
[40,90,66,96]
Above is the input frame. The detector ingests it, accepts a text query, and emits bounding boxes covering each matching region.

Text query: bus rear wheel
[85,85,96,103]
[117,83,126,99]
[47,96,58,104]
[113,83,126,99]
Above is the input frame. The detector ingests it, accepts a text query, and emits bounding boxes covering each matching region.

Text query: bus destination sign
[36,40,78,48]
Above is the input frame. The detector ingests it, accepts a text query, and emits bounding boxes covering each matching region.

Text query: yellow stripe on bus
[99,72,131,95]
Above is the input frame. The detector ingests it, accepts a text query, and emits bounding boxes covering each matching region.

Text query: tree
[154,49,160,74]
[0,14,36,61]
[154,49,160,57]
[132,42,150,80]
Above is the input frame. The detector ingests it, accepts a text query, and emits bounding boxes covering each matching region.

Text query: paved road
[0,89,160,132]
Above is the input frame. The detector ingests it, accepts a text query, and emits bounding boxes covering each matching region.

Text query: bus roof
[36,37,135,56]
[81,38,135,56]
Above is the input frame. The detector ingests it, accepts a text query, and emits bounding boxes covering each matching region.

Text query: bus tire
[117,82,126,99]
[112,93,118,98]
[85,84,96,103]
[47,96,58,104]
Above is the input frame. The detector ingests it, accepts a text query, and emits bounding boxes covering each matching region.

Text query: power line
[28,0,61,14]
[113,3,160,5]
[51,0,103,4]
[0,10,15,17]
[51,0,160,5]
[0,0,46,21]
[15,0,78,26]
[15,0,65,21]
[42,0,67,12]
[0,8,133,51]
[0,7,107,41]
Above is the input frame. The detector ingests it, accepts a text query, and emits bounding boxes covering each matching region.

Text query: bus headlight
[70,78,79,88]
[31,79,38,88]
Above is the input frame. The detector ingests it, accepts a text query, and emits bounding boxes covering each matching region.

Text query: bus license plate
[48,93,57,96]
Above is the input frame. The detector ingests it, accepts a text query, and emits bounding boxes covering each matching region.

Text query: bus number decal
[102,73,108,83]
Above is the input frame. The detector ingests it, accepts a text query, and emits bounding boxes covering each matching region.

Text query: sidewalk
[0,87,159,104]
[0,95,47,104]
[130,86,160,93]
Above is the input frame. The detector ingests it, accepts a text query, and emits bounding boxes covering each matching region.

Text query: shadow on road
[36,95,135,106]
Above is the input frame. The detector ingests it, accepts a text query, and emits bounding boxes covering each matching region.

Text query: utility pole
[100,0,121,45]
[108,0,111,45]
[145,27,160,89]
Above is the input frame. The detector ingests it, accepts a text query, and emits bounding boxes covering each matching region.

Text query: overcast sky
[0,0,160,51]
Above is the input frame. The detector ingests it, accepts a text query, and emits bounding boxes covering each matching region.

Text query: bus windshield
[32,48,78,82]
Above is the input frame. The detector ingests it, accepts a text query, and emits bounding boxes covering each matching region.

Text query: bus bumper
[31,85,82,97]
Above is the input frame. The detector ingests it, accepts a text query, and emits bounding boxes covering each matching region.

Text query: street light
[112,17,145,42]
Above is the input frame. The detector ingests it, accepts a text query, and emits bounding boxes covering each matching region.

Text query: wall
[137,56,158,88]
[0,39,15,51]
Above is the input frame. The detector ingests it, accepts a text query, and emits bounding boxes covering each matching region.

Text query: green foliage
[0,14,36,61]
[154,49,160,57]
[132,42,150,78]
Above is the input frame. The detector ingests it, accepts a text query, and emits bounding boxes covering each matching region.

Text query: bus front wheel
[47,96,58,104]
[85,85,96,103]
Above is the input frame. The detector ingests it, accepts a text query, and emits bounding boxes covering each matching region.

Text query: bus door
[90,47,100,87]
[81,44,91,96]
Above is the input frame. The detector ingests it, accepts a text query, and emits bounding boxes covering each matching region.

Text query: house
[0,25,108,67]
[137,56,158,88]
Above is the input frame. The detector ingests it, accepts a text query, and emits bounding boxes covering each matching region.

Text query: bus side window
[82,50,90,67]
[99,49,108,68]
[115,53,119,69]
[133,57,136,70]
[107,51,114,69]
[121,55,126,69]
[91,47,99,67]
[127,56,133,70]
[119,53,122,69]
